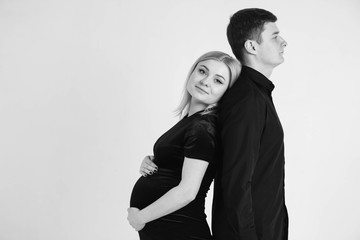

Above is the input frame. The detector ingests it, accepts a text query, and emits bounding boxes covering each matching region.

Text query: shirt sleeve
[183,118,216,162]
[219,94,265,239]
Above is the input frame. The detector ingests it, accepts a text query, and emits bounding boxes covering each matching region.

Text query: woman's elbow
[181,188,198,203]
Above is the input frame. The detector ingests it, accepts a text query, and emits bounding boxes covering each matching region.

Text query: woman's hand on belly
[127,207,145,231]
[139,155,158,177]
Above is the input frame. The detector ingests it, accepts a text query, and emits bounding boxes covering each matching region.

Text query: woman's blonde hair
[175,51,241,118]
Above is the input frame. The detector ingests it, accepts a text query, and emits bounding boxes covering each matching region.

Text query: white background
[1,0,360,239]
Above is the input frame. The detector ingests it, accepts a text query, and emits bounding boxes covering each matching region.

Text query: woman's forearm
[137,184,196,224]
[136,158,208,225]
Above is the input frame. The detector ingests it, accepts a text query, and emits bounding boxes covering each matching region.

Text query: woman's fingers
[144,160,158,171]
[139,156,158,177]
[140,166,156,177]
[140,163,158,174]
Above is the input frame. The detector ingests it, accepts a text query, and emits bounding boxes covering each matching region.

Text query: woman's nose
[200,78,209,86]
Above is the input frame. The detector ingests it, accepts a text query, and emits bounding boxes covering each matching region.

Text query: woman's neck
[188,102,206,116]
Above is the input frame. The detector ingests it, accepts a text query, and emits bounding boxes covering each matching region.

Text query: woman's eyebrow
[199,65,209,71]
[215,74,225,80]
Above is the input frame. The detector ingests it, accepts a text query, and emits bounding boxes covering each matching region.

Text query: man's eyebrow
[272,31,280,35]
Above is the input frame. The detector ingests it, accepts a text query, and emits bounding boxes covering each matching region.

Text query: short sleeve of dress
[184,117,217,163]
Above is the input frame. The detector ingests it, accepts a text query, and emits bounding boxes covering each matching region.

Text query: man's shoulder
[221,74,262,105]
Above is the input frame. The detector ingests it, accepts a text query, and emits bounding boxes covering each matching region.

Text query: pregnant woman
[128,51,241,240]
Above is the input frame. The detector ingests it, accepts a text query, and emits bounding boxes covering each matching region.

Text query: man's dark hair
[227,8,277,62]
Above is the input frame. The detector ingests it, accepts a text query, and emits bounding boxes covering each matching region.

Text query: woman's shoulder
[190,113,218,136]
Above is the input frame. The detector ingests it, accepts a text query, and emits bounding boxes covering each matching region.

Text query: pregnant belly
[130,168,180,209]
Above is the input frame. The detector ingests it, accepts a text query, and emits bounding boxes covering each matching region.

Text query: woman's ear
[244,40,257,55]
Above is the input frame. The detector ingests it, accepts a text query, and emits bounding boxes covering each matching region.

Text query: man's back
[212,66,288,240]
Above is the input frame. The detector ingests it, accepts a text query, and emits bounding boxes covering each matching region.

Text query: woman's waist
[146,167,181,183]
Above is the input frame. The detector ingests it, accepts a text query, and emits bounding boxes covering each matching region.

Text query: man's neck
[243,60,273,79]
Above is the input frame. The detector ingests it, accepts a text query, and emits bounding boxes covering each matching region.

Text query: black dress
[130,110,217,240]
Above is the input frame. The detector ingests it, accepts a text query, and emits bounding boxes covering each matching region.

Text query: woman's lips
[195,86,208,94]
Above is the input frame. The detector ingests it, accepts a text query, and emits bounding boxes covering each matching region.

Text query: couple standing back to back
[128,8,289,240]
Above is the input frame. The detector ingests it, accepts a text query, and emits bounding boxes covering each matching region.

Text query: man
[212,8,288,240]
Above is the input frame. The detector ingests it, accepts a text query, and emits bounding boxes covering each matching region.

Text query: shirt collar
[242,66,275,93]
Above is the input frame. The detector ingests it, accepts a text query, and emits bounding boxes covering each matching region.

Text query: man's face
[256,22,287,68]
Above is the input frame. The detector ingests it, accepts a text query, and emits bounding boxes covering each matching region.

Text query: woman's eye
[199,69,205,74]
[215,79,223,84]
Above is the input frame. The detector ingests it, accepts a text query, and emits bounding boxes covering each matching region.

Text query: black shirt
[212,66,288,240]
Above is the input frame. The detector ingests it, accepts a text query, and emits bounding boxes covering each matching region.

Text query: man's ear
[244,40,257,55]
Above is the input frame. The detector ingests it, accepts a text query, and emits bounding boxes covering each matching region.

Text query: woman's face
[186,59,230,107]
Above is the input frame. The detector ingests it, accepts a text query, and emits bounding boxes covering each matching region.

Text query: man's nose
[280,36,287,47]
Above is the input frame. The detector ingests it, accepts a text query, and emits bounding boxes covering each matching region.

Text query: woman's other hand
[127,207,145,231]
